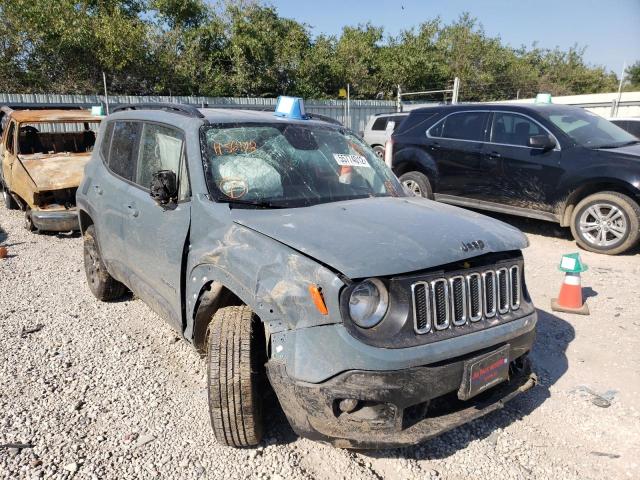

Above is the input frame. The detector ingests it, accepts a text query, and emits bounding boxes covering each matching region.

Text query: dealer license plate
[458,345,510,401]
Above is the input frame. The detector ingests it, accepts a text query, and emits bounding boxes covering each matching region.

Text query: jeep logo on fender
[461,240,485,252]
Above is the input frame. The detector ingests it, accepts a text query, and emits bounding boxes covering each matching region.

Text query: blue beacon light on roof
[274,96,307,120]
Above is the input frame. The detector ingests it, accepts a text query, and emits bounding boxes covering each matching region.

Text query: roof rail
[111,102,205,118]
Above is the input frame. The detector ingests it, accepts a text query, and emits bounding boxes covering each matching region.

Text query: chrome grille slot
[467,273,483,322]
[496,268,510,314]
[449,276,467,326]
[483,270,497,318]
[411,262,523,336]
[431,279,450,330]
[412,282,431,334]
[510,265,521,309]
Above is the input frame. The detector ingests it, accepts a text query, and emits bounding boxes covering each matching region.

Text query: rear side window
[135,123,186,193]
[371,117,388,131]
[429,112,489,141]
[109,121,141,181]
[392,115,408,131]
[491,112,542,146]
[100,122,114,161]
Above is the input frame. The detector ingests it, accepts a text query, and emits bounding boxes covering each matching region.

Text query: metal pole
[102,71,110,115]
[614,62,626,117]
[347,84,350,129]
[516,89,520,100]
[452,77,460,104]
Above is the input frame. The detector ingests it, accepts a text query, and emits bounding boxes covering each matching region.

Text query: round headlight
[348,278,389,328]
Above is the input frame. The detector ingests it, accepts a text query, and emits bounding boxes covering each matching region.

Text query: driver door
[122,122,191,331]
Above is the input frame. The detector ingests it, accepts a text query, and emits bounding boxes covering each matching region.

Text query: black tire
[373,145,385,159]
[207,305,264,448]
[399,171,433,198]
[2,184,17,210]
[570,191,640,255]
[83,225,127,300]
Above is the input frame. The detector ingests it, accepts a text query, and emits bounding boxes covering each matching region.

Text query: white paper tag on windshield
[333,154,370,168]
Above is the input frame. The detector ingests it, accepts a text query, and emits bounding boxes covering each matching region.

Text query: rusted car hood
[231,196,528,278]
[20,153,90,190]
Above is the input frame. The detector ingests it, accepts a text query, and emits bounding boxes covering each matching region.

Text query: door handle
[488,151,502,159]
[94,185,103,195]
[126,204,139,218]
[428,142,440,151]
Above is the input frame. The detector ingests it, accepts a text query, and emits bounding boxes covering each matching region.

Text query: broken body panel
[0,108,102,231]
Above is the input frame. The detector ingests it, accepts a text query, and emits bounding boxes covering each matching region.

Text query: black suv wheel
[83,225,128,300]
[570,191,640,255]
[399,171,433,198]
[207,305,265,447]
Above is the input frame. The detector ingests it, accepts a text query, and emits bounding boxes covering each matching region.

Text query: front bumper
[267,328,536,449]
[31,208,79,232]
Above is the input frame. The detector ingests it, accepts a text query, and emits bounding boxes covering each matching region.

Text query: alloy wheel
[578,203,628,247]
[402,180,422,196]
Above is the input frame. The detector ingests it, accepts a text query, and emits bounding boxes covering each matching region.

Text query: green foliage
[626,61,640,89]
[0,1,627,99]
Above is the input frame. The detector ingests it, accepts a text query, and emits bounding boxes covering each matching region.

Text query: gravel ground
[1,204,639,480]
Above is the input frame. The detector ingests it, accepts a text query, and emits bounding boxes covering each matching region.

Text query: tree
[0,1,625,99]
[626,61,640,89]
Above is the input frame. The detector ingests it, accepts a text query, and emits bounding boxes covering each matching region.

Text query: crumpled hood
[231,196,528,278]
[19,153,90,190]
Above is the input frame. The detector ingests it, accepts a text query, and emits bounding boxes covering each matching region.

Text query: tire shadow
[264,309,574,457]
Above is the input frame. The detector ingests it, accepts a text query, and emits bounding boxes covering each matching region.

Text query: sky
[270,0,640,75]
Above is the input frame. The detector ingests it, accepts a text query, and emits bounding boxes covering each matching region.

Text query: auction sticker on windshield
[333,154,371,167]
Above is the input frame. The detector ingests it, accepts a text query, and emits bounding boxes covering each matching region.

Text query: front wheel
[2,185,17,210]
[399,171,433,198]
[207,305,265,447]
[570,191,640,255]
[83,225,127,300]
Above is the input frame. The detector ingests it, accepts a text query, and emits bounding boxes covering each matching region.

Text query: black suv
[387,104,640,255]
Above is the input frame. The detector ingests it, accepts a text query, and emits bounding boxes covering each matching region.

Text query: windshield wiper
[595,140,640,149]
[218,198,288,209]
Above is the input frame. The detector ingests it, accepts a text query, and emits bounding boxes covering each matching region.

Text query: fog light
[338,398,359,413]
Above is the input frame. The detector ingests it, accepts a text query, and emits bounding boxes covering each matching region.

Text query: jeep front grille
[412,265,522,334]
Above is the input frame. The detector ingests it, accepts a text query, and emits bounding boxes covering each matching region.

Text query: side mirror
[528,134,556,150]
[150,170,178,206]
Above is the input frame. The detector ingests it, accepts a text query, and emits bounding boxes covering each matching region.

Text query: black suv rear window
[109,121,140,181]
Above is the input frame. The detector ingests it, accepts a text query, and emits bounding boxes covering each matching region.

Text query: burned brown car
[0,108,102,231]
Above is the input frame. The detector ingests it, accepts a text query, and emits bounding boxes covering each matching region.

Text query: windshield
[541,109,638,149]
[201,123,404,208]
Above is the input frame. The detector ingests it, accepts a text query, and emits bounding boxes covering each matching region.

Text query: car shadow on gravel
[356,308,574,461]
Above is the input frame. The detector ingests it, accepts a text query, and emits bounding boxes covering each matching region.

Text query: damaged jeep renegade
[76,99,537,449]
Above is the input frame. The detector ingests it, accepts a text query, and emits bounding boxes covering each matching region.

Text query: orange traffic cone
[551,253,589,315]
